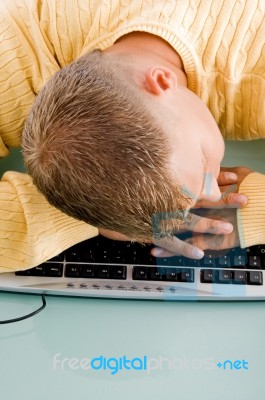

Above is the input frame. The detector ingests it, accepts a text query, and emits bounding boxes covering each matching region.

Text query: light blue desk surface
[1,140,265,400]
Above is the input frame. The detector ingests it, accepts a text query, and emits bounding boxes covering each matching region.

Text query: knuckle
[179,240,192,256]
[184,212,194,227]
[220,191,232,204]
[207,218,219,232]
[156,236,177,252]
[224,193,234,204]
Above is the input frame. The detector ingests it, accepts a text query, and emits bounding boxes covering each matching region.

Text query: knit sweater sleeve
[0,171,98,273]
[0,1,98,273]
[237,172,265,248]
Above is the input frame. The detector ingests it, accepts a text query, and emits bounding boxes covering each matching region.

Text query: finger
[153,235,204,259]
[219,182,248,206]
[217,170,238,185]
[194,192,248,209]
[150,247,179,257]
[220,191,248,207]
[180,212,233,234]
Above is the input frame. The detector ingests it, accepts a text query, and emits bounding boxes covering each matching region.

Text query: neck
[104,32,188,87]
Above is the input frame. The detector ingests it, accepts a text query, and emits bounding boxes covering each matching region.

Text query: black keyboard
[0,235,264,300]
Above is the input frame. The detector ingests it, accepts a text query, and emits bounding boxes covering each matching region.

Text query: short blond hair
[22,50,191,241]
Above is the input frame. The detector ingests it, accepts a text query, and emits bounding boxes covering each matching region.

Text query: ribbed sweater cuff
[237,172,265,248]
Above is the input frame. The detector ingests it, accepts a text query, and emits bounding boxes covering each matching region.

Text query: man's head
[22,38,225,242]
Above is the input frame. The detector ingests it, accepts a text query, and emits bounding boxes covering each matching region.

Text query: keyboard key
[233,271,247,285]
[233,255,247,268]
[65,264,80,278]
[29,265,46,276]
[97,265,110,279]
[80,265,96,278]
[149,267,163,281]
[202,254,216,267]
[65,250,79,262]
[247,256,261,269]
[110,266,127,280]
[216,270,232,284]
[200,269,215,283]
[94,250,112,263]
[146,254,158,265]
[132,266,148,280]
[247,271,263,285]
[161,268,178,281]
[65,247,84,262]
[179,269,194,283]
[45,263,63,277]
[218,255,231,267]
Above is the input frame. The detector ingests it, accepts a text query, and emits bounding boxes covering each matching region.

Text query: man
[0,0,264,271]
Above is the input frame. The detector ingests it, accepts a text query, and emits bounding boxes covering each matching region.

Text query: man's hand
[99,214,234,260]
[151,166,253,258]
[151,210,234,259]
[152,208,239,257]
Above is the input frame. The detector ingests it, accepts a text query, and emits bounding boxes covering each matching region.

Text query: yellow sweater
[0,0,264,272]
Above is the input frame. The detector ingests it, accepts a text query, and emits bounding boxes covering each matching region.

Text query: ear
[144,66,178,95]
